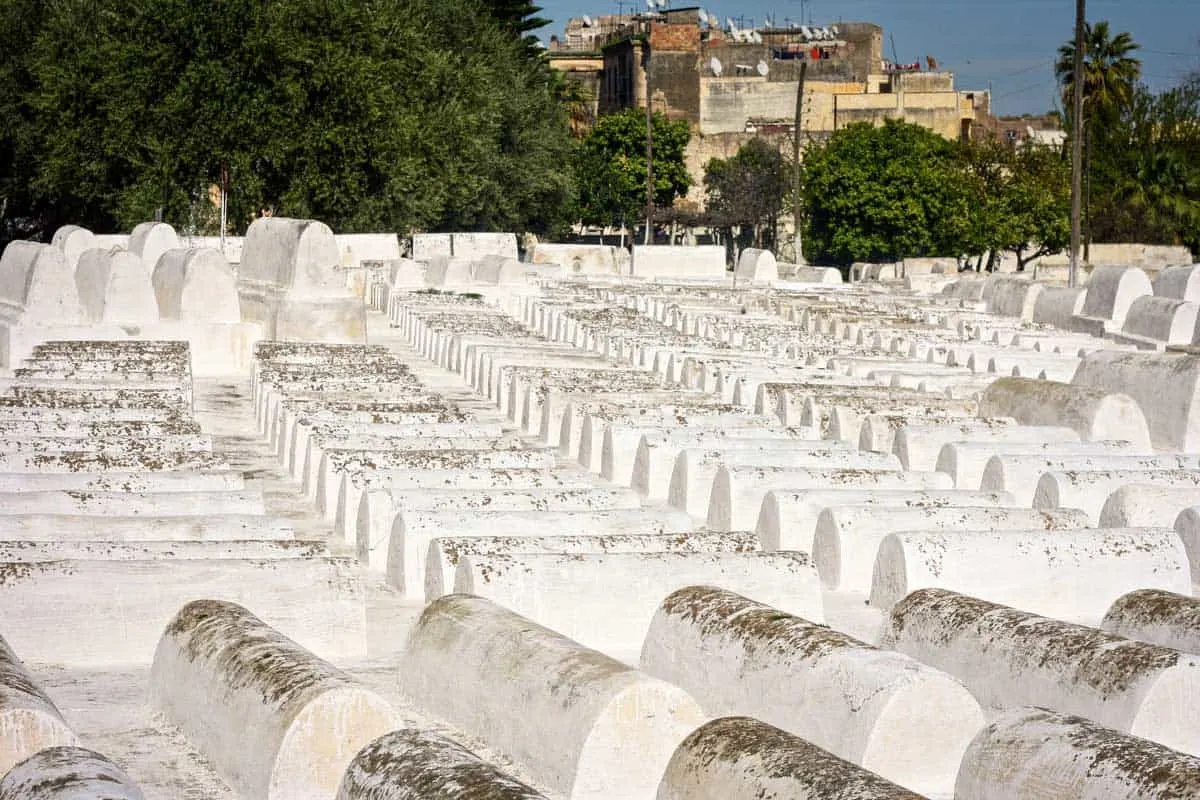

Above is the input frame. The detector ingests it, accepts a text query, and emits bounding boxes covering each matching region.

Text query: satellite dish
[709,56,723,75]
[751,31,763,43]
[726,17,737,32]
[582,14,593,26]
[698,7,707,23]
[756,59,769,76]
[708,13,719,26]
[831,25,839,35]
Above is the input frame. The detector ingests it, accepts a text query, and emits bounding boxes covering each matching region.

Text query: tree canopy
[0,0,575,242]
[1056,21,1141,126]
[799,119,1072,270]
[800,120,973,266]
[704,139,789,249]
[1056,23,1197,254]
[573,109,691,230]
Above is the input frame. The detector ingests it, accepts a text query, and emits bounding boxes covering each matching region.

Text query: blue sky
[535,0,1200,116]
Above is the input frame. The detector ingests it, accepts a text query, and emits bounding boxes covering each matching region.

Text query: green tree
[1001,144,1072,270]
[1101,79,1200,254]
[800,119,973,267]
[1056,21,1141,253]
[484,0,552,53]
[2,0,575,242]
[1056,21,1142,125]
[704,138,789,250]
[574,109,691,230]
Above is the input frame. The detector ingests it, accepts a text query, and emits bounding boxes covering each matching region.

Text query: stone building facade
[549,10,989,210]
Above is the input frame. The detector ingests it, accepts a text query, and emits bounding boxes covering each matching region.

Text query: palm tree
[1055,21,1141,255]
[1056,21,1142,122]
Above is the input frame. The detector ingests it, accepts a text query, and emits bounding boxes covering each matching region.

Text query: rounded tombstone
[74,247,158,323]
[239,217,342,298]
[1031,286,1087,327]
[1153,264,1200,302]
[128,221,180,275]
[735,248,778,282]
[474,255,525,285]
[0,241,86,325]
[152,247,240,322]
[50,225,95,272]
[1080,265,1153,325]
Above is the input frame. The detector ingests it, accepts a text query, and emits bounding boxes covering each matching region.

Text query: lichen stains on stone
[888,589,1183,697]
[0,745,142,800]
[164,599,354,711]
[342,728,548,799]
[670,717,923,798]
[659,586,857,661]
[1104,589,1200,634]
[0,634,64,714]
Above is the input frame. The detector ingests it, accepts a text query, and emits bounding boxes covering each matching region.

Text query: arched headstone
[734,248,778,281]
[74,247,158,323]
[50,224,95,272]
[237,217,365,342]
[0,241,86,326]
[128,221,180,273]
[153,247,240,322]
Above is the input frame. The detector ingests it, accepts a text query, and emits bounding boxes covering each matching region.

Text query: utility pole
[644,41,654,246]
[792,59,808,263]
[1069,0,1085,288]
[219,161,230,258]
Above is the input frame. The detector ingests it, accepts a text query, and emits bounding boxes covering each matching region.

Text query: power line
[1140,48,1199,58]
[992,78,1057,100]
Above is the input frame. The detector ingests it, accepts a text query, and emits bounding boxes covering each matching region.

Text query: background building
[550,8,991,209]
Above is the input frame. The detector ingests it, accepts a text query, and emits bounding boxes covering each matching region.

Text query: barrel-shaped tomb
[1101,484,1200,528]
[0,635,78,776]
[399,594,707,800]
[0,746,145,800]
[955,707,1200,799]
[756,488,1013,552]
[707,465,948,534]
[74,248,158,323]
[1071,350,1200,451]
[426,531,759,602]
[881,589,1200,755]
[150,599,401,799]
[1034,469,1200,523]
[1077,265,1153,327]
[1102,589,1200,655]
[337,729,548,800]
[978,377,1150,448]
[657,716,925,800]
[454,550,823,657]
[869,527,1190,624]
[0,241,85,325]
[813,505,1088,593]
[641,587,982,796]
[128,221,180,275]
